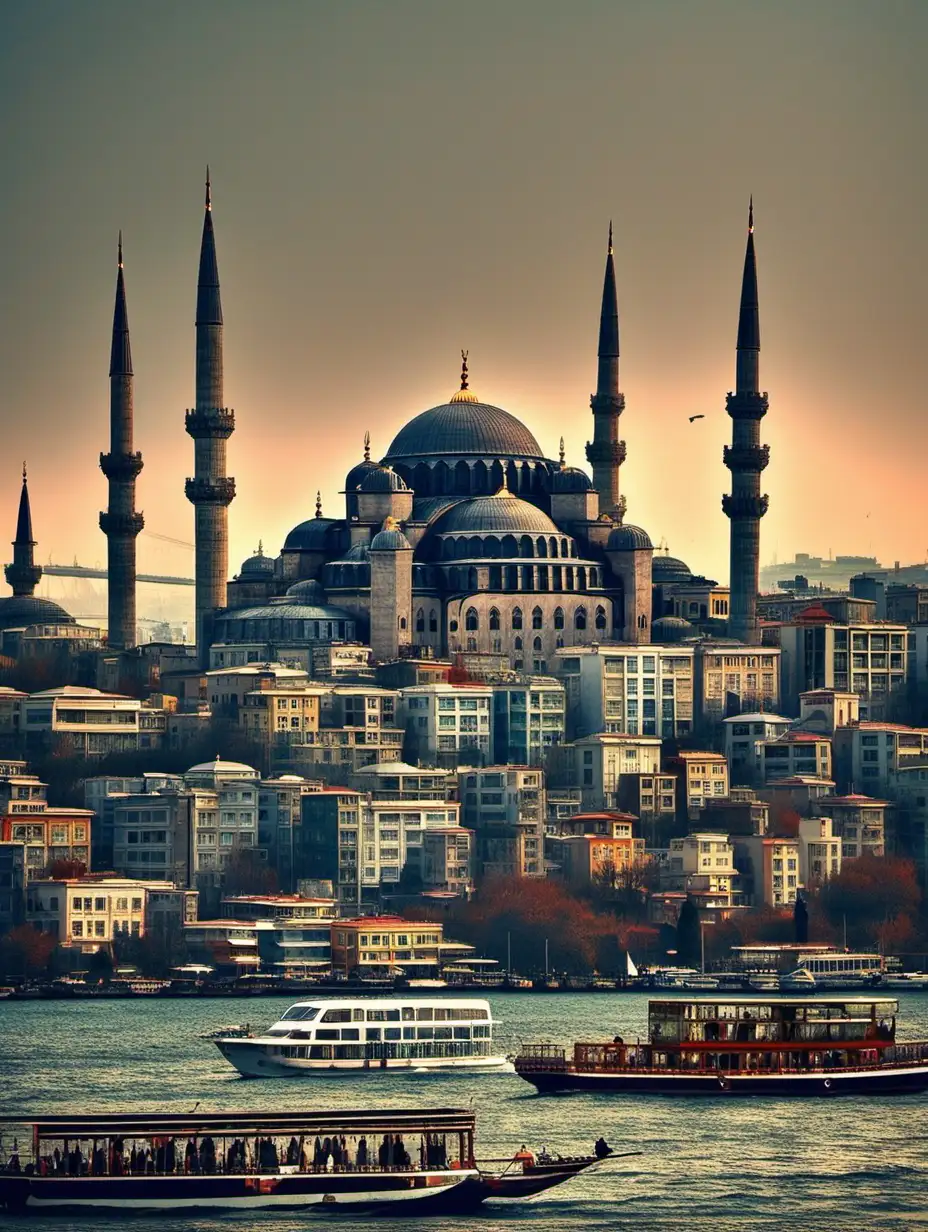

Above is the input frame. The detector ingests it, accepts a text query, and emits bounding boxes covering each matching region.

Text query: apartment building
[552,644,695,740]
[736,835,801,909]
[398,683,492,764]
[663,832,742,910]
[819,794,887,859]
[459,766,546,879]
[666,751,730,822]
[26,876,197,952]
[421,827,475,896]
[330,916,450,977]
[797,816,842,885]
[491,677,566,765]
[570,733,662,811]
[722,713,792,784]
[758,732,833,784]
[694,644,780,725]
[778,620,907,718]
[20,686,166,756]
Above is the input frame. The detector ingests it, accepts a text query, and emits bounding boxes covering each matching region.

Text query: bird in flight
[688,414,705,423]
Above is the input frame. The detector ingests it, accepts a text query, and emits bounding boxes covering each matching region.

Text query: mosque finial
[608,220,613,255]
[257,539,263,555]
[315,490,323,518]
[748,195,754,234]
[205,165,211,211]
[559,436,566,468]
[118,230,123,269]
[22,461,27,485]
[460,349,469,391]
[363,430,371,462]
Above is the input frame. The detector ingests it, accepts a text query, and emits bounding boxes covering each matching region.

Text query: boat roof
[649,996,899,1008]
[278,996,491,1009]
[1,1108,476,1139]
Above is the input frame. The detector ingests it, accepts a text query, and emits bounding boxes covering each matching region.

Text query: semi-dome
[652,615,695,643]
[283,517,337,553]
[431,490,558,536]
[551,466,594,494]
[285,578,325,602]
[607,523,653,551]
[0,594,74,631]
[652,553,692,581]
[385,400,544,461]
[359,466,409,493]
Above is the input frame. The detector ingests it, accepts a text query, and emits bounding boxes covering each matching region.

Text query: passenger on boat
[595,1137,611,1159]
[357,1136,369,1167]
[514,1145,535,1167]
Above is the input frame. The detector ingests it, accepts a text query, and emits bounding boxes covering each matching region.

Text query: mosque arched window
[575,606,587,630]
[577,567,586,590]
[512,607,523,629]
[449,619,459,633]
[536,538,548,558]
[553,607,565,631]
[520,535,534,559]
[638,614,647,630]
[489,608,501,631]
[465,607,479,632]
[429,610,438,632]
[533,636,543,653]
[502,535,518,558]
[521,565,534,590]
[562,539,570,557]
[556,635,564,649]
[595,605,607,631]
[489,566,502,590]
[514,636,523,651]
[484,536,500,558]
[549,536,559,558]
[505,565,518,590]
[532,607,543,629]
[399,616,407,631]
[415,608,425,633]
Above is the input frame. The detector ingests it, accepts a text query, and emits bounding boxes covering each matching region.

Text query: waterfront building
[797,815,843,885]
[735,835,801,909]
[330,916,452,977]
[552,643,694,740]
[757,731,833,784]
[693,643,780,726]
[19,686,166,757]
[459,766,545,879]
[666,750,730,822]
[549,811,644,889]
[569,732,662,811]
[26,875,197,952]
[777,618,907,718]
[219,894,337,974]
[183,919,259,971]
[818,794,887,860]
[663,832,742,911]
[722,712,792,784]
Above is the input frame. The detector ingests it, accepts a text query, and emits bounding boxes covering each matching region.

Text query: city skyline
[2,2,927,600]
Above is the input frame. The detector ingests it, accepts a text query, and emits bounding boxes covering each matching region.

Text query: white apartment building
[398,683,492,763]
[722,713,792,783]
[26,876,197,951]
[820,795,887,860]
[571,733,662,811]
[206,663,310,713]
[21,686,166,757]
[778,622,907,718]
[797,816,842,885]
[797,689,860,735]
[832,722,928,796]
[664,832,741,908]
[552,644,695,740]
[758,732,833,784]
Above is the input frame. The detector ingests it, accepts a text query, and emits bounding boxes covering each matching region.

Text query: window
[533,637,543,652]
[415,608,425,633]
[575,606,586,630]
[554,607,565,630]
[512,607,523,629]
[532,607,543,629]
[595,605,607,631]
[465,608,479,632]
[489,608,500,631]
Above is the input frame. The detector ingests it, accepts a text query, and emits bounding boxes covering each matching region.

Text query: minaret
[586,222,626,520]
[185,169,235,662]
[5,465,42,597]
[722,199,770,645]
[99,234,144,649]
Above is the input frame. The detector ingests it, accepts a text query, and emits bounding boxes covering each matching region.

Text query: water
[2,991,928,1231]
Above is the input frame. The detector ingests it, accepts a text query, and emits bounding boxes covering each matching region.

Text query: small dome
[652,553,692,581]
[286,578,325,603]
[432,490,558,536]
[359,466,409,493]
[607,524,653,551]
[239,543,275,576]
[344,459,379,493]
[371,525,412,551]
[551,466,594,494]
[0,595,74,631]
[283,517,337,553]
[185,757,259,779]
[652,615,695,643]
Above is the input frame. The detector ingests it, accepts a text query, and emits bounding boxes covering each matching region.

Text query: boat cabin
[648,998,898,1046]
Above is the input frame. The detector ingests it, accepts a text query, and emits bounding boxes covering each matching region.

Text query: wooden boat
[0,1107,606,1214]
[514,996,928,1096]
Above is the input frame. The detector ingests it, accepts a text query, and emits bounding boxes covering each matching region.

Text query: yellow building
[331,916,455,976]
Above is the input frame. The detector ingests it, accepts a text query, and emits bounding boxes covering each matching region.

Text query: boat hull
[215,1041,510,1077]
[516,1064,928,1096]
[0,1169,484,1215]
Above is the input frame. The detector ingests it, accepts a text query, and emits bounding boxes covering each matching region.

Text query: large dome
[431,491,559,536]
[0,595,74,631]
[385,399,544,461]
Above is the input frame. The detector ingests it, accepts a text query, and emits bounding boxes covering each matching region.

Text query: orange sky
[2,2,927,625]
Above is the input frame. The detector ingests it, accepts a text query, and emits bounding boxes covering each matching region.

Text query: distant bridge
[42,564,194,586]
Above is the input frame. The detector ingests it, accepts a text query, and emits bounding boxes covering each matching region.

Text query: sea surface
[2,990,928,1231]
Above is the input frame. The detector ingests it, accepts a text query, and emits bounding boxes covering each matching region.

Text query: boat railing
[514,1044,567,1072]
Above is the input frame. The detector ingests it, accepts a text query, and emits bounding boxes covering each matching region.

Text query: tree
[794,893,809,944]
[675,900,701,969]
[223,849,278,898]
[817,856,922,950]
[45,858,87,880]
[0,925,57,979]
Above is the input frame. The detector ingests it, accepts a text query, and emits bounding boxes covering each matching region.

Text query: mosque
[3,182,769,673]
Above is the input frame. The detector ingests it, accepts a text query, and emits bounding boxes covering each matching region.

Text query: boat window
[416,1007,434,1021]
[308,1045,332,1059]
[366,1028,382,1041]
[352,1008,365,1021]
[367,1008,401,1021]
[266,1029,291,1038]
[280,1006,319,1021]
[321,1008,352,1023]
[417,1026,434,1039]
[403,1027,416,1040]
[453,1027,471,1040]
[315,1029,339,1041]
[435,1026,453,1040]
[384,1027,402,1041]
[340,1028,360,1041]
[402,1007,415,1020]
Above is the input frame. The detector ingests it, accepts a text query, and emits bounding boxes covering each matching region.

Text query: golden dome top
[449,348,478,403]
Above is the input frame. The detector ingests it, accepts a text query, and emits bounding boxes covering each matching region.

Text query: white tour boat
[781,952,883,991]
[213,997,508,1077]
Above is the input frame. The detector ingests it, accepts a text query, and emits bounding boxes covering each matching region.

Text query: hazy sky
[2,0,927,618]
